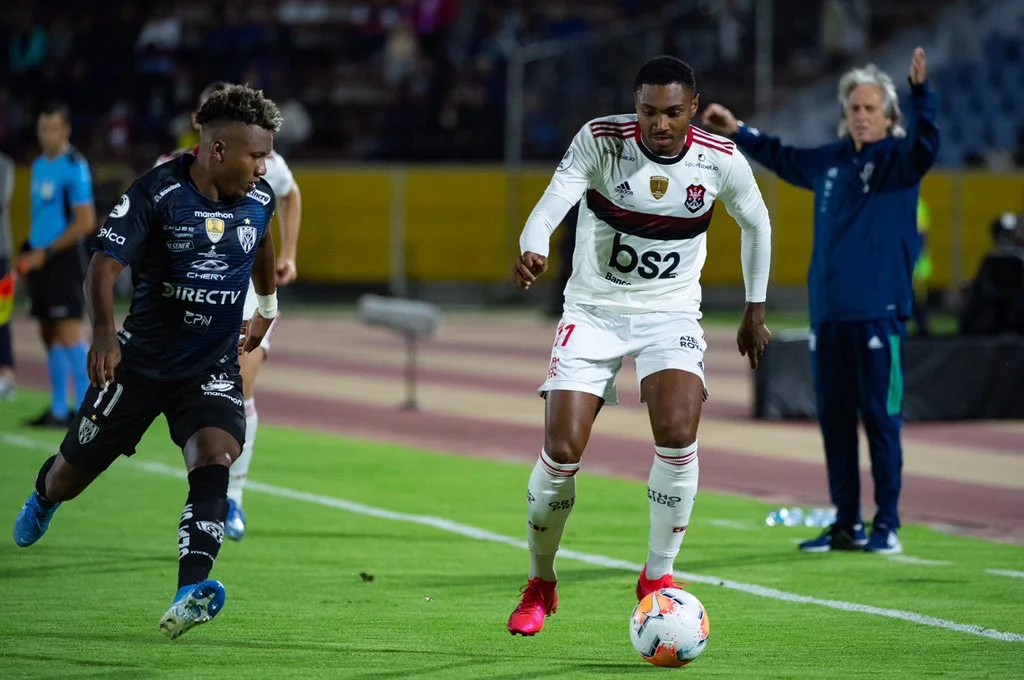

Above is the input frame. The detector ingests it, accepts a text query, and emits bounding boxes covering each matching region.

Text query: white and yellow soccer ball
[629,588,710,667]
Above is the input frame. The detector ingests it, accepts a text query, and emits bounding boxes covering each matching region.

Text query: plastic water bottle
[803,507,826,527]
[803,507,837,527]
[781,507,804,527]
[765,508,787,527]
[765,506,835,527]
[765,507,803,526]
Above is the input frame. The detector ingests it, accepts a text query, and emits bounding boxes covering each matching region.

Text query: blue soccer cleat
[864,525,902,555]
[13,491,61,547]
[224,498,246,541]
[159,580,227,639]
[798,523,867,552]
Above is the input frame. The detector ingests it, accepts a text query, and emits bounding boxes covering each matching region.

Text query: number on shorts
[92,382,124,417]
[555,323,576,347]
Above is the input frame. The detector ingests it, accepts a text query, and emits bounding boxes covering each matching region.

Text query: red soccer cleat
[636,564,687,602]
[507,577,558,636]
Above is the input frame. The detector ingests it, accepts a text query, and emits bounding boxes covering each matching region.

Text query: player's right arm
[85,182,155,386]
[514,125,598,290]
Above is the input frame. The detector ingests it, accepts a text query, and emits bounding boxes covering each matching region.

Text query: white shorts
[539,303,707,406]
[240,279,275,355]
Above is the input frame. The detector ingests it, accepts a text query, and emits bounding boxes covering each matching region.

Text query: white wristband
[255,292,279,319]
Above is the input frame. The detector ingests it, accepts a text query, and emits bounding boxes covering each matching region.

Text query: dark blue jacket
[731,82,939,326]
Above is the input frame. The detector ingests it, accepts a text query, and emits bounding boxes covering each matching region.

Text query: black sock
[35,456,57,508]
[177,465,229,590]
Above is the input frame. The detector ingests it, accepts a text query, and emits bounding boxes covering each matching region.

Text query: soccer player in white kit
[507,56,773,636]
[156,82,303,541]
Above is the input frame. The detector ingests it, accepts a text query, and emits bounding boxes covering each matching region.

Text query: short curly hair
[634,55,696,94]
[194,84,283,133]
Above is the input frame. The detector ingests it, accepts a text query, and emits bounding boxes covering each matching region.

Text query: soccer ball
[629,588,710,667]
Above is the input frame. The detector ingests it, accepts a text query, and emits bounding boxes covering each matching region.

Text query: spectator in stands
[9,13,48,86]
[702,48,939,556]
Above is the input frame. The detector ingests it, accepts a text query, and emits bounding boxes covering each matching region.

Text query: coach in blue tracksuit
[702,48,939,555]
[18,101,97,427]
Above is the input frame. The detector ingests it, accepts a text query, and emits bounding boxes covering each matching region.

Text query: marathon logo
[194,210,234,219]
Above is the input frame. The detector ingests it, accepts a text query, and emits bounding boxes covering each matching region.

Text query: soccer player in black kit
[13,85,283,639]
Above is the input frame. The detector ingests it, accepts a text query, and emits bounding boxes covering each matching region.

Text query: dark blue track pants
[810,318,905,530]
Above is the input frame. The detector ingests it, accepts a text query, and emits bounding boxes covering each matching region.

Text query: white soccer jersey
[522,115,771,314]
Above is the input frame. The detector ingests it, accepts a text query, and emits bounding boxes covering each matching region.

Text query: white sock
[526,449,580,582]
[646,443,699,579]
[228,399,258,505]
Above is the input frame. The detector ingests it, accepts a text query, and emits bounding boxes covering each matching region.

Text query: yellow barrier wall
[8,166,1022,288]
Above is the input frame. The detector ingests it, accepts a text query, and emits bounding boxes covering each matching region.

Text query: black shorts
[21,242,87,320]
[59,366,246,474]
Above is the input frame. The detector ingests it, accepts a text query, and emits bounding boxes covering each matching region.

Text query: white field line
[4,433,1022,643]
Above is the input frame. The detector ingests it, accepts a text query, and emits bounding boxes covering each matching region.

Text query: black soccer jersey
[96,154,276,380]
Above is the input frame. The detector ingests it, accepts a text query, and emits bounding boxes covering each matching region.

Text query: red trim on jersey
[587,189,715,241]
[590,121,638,139]
[687,126,734,155]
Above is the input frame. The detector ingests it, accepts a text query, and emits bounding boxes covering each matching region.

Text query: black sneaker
[24,409,73,429]
[798,523,868,552]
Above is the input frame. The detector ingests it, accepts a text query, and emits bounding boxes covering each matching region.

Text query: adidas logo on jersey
[613,181,633,196]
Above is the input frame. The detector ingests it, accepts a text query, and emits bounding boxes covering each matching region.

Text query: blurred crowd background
[1,0,1022,316]
[2,0,1022,169]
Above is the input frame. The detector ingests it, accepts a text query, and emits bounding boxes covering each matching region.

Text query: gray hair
[836,63,905,138]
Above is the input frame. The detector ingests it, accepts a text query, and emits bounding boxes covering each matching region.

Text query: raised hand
[909,47,927,85]
[701,103,741,136]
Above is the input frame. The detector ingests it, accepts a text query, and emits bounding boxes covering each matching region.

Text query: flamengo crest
[685,184,706,213]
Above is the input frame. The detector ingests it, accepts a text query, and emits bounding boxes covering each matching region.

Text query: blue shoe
[13,492,61,547]
[864,525,902,555]
[225,499,246,541]
[798,523,867,552]
[158,580,226,639]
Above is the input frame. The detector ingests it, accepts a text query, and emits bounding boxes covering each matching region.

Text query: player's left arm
[720,151,772,369]
[251,226,277,297]
[242,212,280,355]
[274,183,301,284]
[270,155,301,284]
